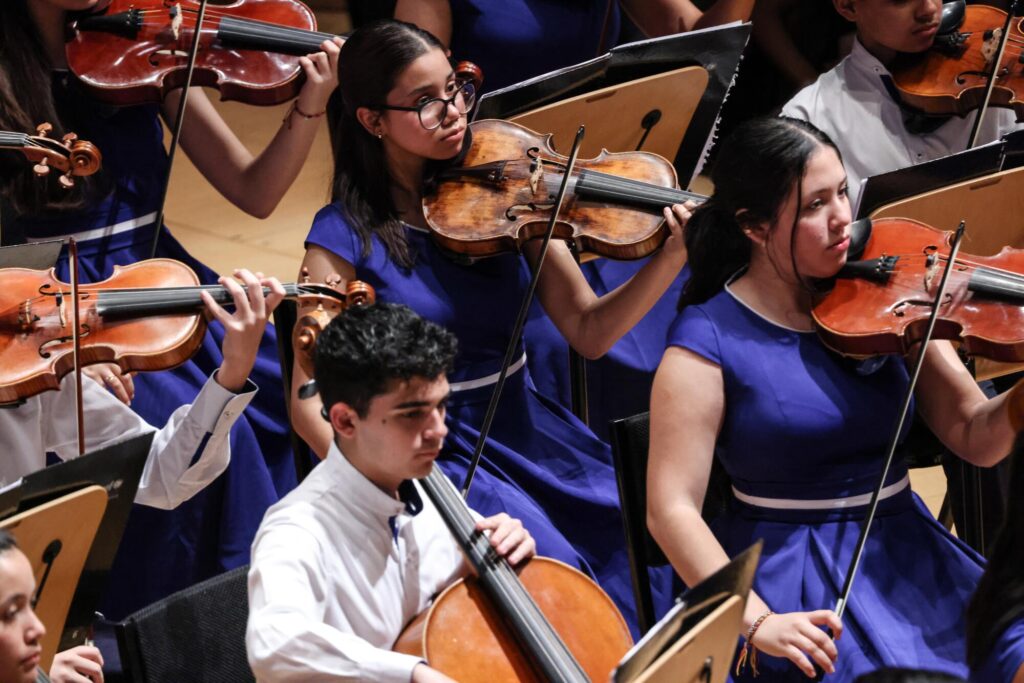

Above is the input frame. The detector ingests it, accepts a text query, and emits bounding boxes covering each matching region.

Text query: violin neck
[94,283,304,319]
[0,132,30,150]
[217,16,338,56]
[420,469,590,683]
[574,169,706,211]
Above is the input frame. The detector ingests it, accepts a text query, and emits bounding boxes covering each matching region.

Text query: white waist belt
[26,211,158,245]
[731,473,910,510]
[449,353,527,393]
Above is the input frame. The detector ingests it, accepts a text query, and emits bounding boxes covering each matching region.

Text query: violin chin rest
[847,218,873,260]
[939,0,966,35]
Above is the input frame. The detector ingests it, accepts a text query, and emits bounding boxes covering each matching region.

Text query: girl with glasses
[292,18,692,635]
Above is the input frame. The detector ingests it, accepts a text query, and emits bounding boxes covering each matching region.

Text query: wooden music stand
[1,486,107,671]
[510,66,709,163]
[612,543,760,683]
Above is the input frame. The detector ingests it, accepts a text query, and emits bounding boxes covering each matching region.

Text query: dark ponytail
[327,20,450,270]
[678,117,841,309]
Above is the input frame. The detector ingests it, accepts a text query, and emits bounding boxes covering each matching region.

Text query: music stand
[0,239,63,270]
[475,22,751,184]
[612,542,761,683]
[0,432,152,659]
[1,485,107,670]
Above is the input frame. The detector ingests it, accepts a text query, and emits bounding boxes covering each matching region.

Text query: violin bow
[967,1,1023,148]
[459,126,587,499]
[69,238,86,457]
[814,221,968,680]
[148,0,212,259]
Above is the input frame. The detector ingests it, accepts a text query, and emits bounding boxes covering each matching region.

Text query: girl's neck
[384,144,427,225]
[731,253,814,331]
[28,4,69,68]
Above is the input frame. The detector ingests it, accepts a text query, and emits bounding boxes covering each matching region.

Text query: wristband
[735,610,774,677]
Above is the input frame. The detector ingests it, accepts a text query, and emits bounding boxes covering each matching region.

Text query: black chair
[609,411,730,634]
[116,564,254,683]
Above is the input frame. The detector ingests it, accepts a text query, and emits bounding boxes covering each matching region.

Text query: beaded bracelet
[283,100,326,129]
[735,610,774,677]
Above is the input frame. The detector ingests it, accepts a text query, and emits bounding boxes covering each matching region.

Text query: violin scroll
[0,123,102,188]
[291,269,376,379]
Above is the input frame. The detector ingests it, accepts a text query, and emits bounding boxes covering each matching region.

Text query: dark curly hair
[314,303,458,418]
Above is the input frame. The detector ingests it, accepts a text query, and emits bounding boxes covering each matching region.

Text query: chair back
[117,565,254,682]
[609,412,730,634]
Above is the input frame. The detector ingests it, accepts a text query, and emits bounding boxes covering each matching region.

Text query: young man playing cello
[246,303,536,683]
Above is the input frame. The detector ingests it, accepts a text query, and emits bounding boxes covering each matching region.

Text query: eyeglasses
[375,81,477,130]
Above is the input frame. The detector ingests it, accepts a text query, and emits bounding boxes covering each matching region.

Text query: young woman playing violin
[0,0,339,637]
[292,19,692,635]
[782,0,1019,208]
[647,117,1020,681]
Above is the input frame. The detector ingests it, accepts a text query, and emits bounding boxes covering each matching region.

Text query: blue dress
[972,620,1024,683]
[306,203,672,635]
[666,284,984,681]
[448,0,620,93]
[7,76,294,620]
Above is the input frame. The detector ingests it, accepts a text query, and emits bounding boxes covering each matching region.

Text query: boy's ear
[328,402,359,439]
[833,0,857,23]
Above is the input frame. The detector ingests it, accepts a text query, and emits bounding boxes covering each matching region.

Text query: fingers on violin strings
[235,268,266,319]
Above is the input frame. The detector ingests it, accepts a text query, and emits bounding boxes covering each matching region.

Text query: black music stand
[612,543,760,683]
[0,432,152,658]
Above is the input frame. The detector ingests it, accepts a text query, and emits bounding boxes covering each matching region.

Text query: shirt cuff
[360,651,424,683]
[191,373,257,434]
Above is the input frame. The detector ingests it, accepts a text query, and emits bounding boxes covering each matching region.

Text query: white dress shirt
[247,443,468,683]
[782,38,1019,209]
[0,372,255,509]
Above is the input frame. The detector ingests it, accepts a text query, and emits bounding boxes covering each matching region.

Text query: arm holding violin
[647,346,842,678]
[290,246,356,459]
[913,340,1020,467]
[42,270,283,509]
[166,38,343,219]
[529,203,689,360]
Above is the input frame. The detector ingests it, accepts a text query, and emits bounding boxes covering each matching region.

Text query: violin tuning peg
[35,123,53,137]
[299,266,311,284]
[62,132,78,143]
[33,159,50,177]
[325,273,342,288]
[59,173,75,189]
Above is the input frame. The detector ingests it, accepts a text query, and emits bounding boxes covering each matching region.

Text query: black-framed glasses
[375,81,477,130]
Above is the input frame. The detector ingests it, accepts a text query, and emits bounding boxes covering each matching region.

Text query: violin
[423,119,705,260]
[392,467,633,682]
[0,124,101,188]
[812,217,1024,361]
[890,3,1024,120]
[0,258,374,404]
[65,0,337,106]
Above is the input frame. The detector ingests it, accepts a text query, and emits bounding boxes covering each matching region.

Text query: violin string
[134,8,335,42]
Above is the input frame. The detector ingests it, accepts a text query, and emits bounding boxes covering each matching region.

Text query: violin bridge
[17,300,34,332]
[982,27,1002,66]
[56,291,66,329]
[169,4,183,41]
[529,157,543,195]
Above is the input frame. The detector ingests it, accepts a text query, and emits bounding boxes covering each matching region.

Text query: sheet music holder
[475,22,751,184]
[0,432,152,653]
[0,239,63,270]
[612,542,761,683]
[856,129,1024,221]
[1,485,107,670]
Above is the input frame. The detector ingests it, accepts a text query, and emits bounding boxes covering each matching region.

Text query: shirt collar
[325,441,424,518]
[847,36,891,78]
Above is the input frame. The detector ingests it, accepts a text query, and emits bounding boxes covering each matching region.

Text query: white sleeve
[47,373,255,510]
[246,522,423,683]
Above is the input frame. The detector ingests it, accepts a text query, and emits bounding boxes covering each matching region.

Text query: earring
[376,131,383,139]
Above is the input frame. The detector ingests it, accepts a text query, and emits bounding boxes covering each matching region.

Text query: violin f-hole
[39,325,92,359]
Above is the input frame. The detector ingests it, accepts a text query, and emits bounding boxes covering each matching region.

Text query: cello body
[394,557,632,682]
